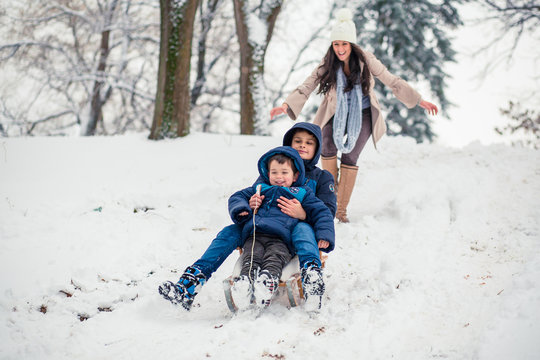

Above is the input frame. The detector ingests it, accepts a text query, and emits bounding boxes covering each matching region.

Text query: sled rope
[249,184,262,282]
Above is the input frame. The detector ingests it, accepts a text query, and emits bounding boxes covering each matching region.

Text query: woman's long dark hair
[316,43,371,95]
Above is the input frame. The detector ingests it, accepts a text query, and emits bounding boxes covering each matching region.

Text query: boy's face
[291,130,317,161]
[268,159,298,187]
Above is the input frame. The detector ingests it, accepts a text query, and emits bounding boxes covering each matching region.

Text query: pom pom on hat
[330,8,357,44]
[335,8,353,22]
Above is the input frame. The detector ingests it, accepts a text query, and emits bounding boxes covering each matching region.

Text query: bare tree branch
[480,0,540,58]
[270,2,337,110]
[0,0,159,136]
[27,110,75,135]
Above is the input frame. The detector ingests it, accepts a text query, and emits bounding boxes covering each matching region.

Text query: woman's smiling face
[332,40,351,63]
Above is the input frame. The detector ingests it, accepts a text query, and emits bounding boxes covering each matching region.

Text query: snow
[1,132,539,359]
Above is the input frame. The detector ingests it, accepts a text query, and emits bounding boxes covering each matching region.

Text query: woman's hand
[270,103,289,120]
[318,240,329,249]
[277,196,306,220]
[249,193,265,211]
[419,100,438,115]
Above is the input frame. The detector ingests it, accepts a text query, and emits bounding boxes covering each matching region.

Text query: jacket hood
[282,122,322,171]
[257,146,305,187]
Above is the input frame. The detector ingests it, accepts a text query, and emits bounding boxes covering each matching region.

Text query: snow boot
[336,164,358,223]
[231,275,253,311]
[253,270,279,309]
[301,261,325,311]
[321,155,339,192]
[158,266,206,310]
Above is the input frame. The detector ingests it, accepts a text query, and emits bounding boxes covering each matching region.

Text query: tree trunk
[233,0,254,135]
[84,0,119,136]
[233,0,282,135]
[150,0,199,140]
[191,0,221,107]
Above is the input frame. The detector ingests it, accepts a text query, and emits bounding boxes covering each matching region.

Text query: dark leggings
[241,234,293,280]
[321,108,373,166]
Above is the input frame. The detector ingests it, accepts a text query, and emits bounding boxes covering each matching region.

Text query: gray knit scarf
[333,66,363,154]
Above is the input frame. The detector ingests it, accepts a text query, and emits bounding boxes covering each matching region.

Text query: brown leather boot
[336,164,358,223]
[321,155,339,192]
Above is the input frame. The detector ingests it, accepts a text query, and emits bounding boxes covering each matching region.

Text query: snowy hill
[1,133,539,359]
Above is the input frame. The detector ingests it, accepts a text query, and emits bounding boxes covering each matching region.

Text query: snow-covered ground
[1,133,539,359]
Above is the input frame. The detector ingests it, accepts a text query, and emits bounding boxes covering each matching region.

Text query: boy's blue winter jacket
[228,146,335,253]
[253,122,337,217]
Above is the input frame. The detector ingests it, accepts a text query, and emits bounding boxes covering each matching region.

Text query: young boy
[158,123,336,310]
[227,146,335,309]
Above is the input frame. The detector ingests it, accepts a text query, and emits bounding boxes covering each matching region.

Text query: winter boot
[231,275,253,311]
[158,266,206,310]
[253,270,279,309]
[301,261,325,311]
[336,164,358,223]
[321,155,339,192]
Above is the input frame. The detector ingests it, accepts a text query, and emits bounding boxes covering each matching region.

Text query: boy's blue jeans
[192,222,321,280]
[193,224,244,279]
[291,222,322,268]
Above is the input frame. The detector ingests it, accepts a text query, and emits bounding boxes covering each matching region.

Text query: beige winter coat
[284,49,422,148]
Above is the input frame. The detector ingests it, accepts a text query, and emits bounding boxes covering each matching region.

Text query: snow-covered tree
[191,0,222,107]
[150,0,199,139]
[268,3,338,112]
[353,0,464,142]
[233,0,283,135]
[188,0,240,133]
[0,0,160,136]
[86,0,119,136]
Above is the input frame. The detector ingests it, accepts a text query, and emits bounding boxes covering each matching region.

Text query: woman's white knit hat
[330,8,357,44]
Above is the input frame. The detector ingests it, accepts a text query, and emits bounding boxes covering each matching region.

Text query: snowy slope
[0,133,539,359]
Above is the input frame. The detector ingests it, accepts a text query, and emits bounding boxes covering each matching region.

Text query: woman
[270,8,438,223]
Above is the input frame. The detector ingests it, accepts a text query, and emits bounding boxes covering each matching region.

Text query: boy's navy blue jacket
[253,122,337,217]
[283,122,336,217]
[228,146,335,253]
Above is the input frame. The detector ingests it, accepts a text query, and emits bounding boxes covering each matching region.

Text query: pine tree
[354,0,463,142]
